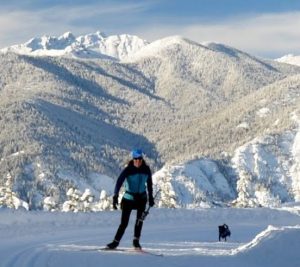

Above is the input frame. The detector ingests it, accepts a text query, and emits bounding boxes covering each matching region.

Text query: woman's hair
[127,158,147,167]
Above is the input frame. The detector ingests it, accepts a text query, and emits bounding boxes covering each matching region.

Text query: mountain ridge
[0,31,149,60]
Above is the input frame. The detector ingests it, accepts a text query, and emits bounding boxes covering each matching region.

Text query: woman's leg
[114,203,132,242]
[134,199,147,239]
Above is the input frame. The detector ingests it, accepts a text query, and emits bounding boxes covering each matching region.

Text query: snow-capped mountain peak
[275,54,300,67]
[124,35,207,62]
[76,31,106,47]
[24,31,76,51]
[0,31,149,60]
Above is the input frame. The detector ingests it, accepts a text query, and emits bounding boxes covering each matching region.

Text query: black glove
[149,195,155,207]
[113,195,118,210]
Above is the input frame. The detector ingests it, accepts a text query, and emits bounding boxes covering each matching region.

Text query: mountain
[125,36,300,163]
[0,31,149,60]
[1,32,300,210]
[276,54,300,67]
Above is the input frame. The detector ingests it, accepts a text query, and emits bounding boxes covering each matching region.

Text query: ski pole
[137,189,161,225]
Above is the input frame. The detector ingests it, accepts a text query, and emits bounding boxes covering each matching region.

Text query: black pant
[114,198,147,242]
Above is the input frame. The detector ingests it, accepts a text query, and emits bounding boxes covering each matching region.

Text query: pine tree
[0,173,29,210]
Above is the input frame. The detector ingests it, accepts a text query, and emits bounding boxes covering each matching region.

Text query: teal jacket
[114,160,153,201]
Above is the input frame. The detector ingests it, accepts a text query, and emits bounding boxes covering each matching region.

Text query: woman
[106,149,154,250]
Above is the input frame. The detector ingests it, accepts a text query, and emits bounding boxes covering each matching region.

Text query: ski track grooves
[3,240,242,267]
[3,244,48,267]
[51,242,240,258]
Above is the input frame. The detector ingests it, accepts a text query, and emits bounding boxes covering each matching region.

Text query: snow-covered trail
[0,207,300,267]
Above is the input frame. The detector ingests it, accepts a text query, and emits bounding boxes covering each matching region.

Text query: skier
[106,149,155,250]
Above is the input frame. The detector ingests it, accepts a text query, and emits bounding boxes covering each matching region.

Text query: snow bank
[231,225,300,267]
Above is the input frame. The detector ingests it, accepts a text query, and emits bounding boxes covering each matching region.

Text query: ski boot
[106,239,119,249]
[133,237,142,249]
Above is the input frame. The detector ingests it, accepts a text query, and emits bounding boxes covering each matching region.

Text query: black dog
[218,224,231,241]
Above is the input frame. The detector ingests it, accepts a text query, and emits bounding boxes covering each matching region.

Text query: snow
[1,30,300,266]
[0,31,149,61]
[237,122,250,130]
[0,206,300,267]
[124,35,206,63]
[256,107,270,117]
[290,112,300,202]
[275,54,300,67]
[153,160,235,208]
[3,124,300,211]
[231,128,300,207]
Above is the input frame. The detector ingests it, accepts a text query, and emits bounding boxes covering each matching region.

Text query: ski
[135,249,164,257]
[99,247,129,253]
[99,247,163,257]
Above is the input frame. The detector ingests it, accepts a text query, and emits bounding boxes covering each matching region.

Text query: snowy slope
[231,117,300,207]
[0,207,299,267]
[153,159,235,208]
[0,31,149,60]
[291,114,300,201]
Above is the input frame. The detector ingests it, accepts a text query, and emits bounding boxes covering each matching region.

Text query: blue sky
[0,0,300,58]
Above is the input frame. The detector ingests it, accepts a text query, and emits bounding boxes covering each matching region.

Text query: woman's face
[133,157,143,168]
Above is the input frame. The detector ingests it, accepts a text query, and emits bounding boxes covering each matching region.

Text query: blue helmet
[131,149,143,159]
